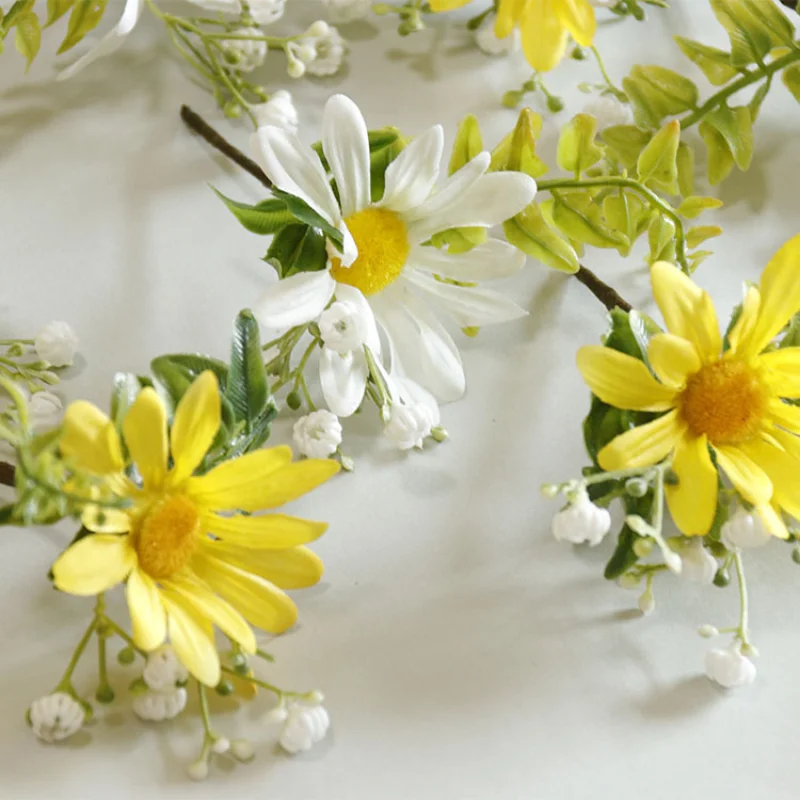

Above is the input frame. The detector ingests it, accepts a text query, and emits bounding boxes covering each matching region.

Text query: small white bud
[384,403,436,451]
[279,705,330,754]
[34,321,79,367]
[664,550,683,574]
[187,759,210,782]
[295,44,317,63]
[293,410,342,459]
[722,509,771,550]
[705,645,757,688]
[212,736,231,755]
[551,490,611,547]
[540,483,559,498]
[638,588,655,616]
[306,689,325,705]
[132,688,188,722]
[680,540,718,585]
[142,645,189,692]
[287,57,306,78]
[231,738,255,762]
[697,624,719,639]
[306,20,330,37]
[264,706,289,723]
[251,89,298,133]
[29,692,84,743]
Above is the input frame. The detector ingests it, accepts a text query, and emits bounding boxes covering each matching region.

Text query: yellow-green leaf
[636,120,681,194]
[14,10,40,70]
[449,114,483,176]
[709,0,791,68]
[648,215,677,264]
[699,121,735,185]
[557,113,604,176]
[678,196,724,219]
[623,66,699,128]
[551,193,629,251]
[57,0,107,55]
[676,142,695,197]
[430,227,488,254]
[602,125,652,172]
[687,225,724,248]
[505,108,548,178]
[783,64,800,102]
[489,109,543,172]
[674,37,738,87]
[690,250,714,272]
[704,105,754,170]
[503,205,580,274]
[46,0,76,26]
[601,194,633,256]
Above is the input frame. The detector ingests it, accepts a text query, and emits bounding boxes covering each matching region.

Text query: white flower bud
[231,738,255,762]
[287,56,306,79]
[551,490,611,546]
[299,26,345,76]
[697,624,719,639]
[222,27,268,72]
[306,689,325,705]
[583,95,633,129]
[384,402,435,450]
[187,759,210,782]
[324,0,372,22]
[279,705,330,755]
[680,540,718,585]
[264,705,289,723]
[293,410,342,459]
[212,736,231,754]
[132,687,188,722]
[294,44,317,64]
[474,13,519,56]
[29,692,85,743]
[142,645,189,692]
[249,0,286,24]
[319,301,368,354]
[34,321,78,367]
[251,89,298,133]
[638,587,655,616]
[306,20,331,38]
[722,509,771,550]
[705,645,757,688]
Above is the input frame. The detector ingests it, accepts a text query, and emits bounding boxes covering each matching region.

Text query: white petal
[322,95,371,218]
[253,271,335,329]
[319,348,368,417]
[404,272,527,327]
[253,127,340,224]
[332,284,381,355]
[408,238,525,282]
[57,0,143,80]
[409,170,537,243]
[379,126,444,214]
[336,220,359,268]
[374,287,465,403]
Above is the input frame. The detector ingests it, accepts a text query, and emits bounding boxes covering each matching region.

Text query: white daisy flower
[252,95,536,416]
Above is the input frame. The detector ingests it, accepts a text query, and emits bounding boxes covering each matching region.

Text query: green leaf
[709,0,791,68]
[624,65,699,126]
[676,142,695,197]
[57,0,107,55]
[628,309,663,363]
[46,0,75,26]
[678,195,724,218]
[636,120,681,194]
[557,113,604,176]
[151,354,229,387]
[601,125,652,172]
[213,190,294,236]
[704,105,754,170]
[490,109,544,172]
[430,226,488,254]
[647,214,677,264]
[605,493,655,580]
[270,189,344,251]
[674,36,738,86]
[782,63,800,102]
[14,10,40,70]
[602,194,633,251]
[227,309,270,431]
[505,108,549,179]
[265,223,327,278]
[150,359,193,408]
[687,224,724,248]
[109,372,144,434]
[0,0,33,34]
[449,114,483,176]
[503,205,579,274]
[552,193,629,251]
[741,0,795,46]
[748,79,771,121]
[369,132,405,202]
[699,121,735,185]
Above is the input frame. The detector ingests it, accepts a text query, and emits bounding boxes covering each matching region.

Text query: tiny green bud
[117,646,136,666]
[571,46,587,60]
[502,91,522,109]
[713,567,730,587]
[546,95,565,113]
[430,426,448,443]
[708,540,728,558]
[215,679,235,697]
[96,685,115,704]
[741,642,760,659]
[223,100,243,119]
[697,624,719,639]
[286,390,302,410]
[663,468,679,486]
[633,537,654,558]
[791,546,800,565]
[625,477,648,498]
[541,483,560,499]
[129,677,148,695]
[618,572,641,590]
[522,79,536,91]
[338,454,355,472]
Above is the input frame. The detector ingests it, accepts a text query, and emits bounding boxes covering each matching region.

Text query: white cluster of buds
[551,488,612,547]
[133,646,189,723]
[287,21,345,78]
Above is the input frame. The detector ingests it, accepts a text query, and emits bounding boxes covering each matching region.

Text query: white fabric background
[1,1,799,797]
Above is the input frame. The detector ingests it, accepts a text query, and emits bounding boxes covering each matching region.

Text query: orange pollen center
[135,494,200,580]
[329,207,410,296]
[679,359,767,445]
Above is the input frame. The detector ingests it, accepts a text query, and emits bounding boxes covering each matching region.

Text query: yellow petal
[126,568,167,651]
[740,435,800,524]
[187,446,293,511]
[210,542,324,590]
[192,453,340,513]
[520,0,569,72]
[598,409,683,471]
[81,506,131,534]
[61,401,124,475]
[495,0,527,37]
[758,346,800,398]
[191,548,298,634]
[736,234,800,358]
[650,261,722,363]
[647,333,701,389]
[204,512,328,549]
[726,285,760,356]
[169,371,220,485]
[577,345,677,411]
[122,387,168,491]
[664,434,718,536]
[52,534,137,596]
[767,398,800,434]
[755,503,789,540]
[714,445,772,506]
[163,577,256,655]
[429,0,472,9]
[161,593,220,687]
[556,0,596,47]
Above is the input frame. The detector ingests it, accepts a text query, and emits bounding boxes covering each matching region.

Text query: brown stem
[779,0,797,11]
[180,105,273,190]
[574,265,632,313]
[0,461,14,488]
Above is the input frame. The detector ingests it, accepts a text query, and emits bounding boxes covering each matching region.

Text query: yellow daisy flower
[430,0,595,72]
[577,236,800,540]
[52,371,339,686]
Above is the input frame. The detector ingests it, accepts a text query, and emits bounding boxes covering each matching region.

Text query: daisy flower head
[252,94,537,418]
[51,371,339,686]
[577,235,800,540]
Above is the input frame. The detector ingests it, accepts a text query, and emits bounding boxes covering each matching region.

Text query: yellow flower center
[329,207,410,296]
[135,494,200,580]
[680,359,767,445]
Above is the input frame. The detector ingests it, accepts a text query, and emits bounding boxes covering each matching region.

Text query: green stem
[0,339,33,346]
[56,617,98,692]
[103,617,146,656]
[732,551,751,647]
[680,48,800,130]
[198,682,213,736]
[591,45,625,100]
[220,665,302,699]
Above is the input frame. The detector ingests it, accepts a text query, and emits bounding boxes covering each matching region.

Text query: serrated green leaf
[271,189,344,251]
[601,125,652,171]
[551,193,629,251]
[46,0,75,26]
[674,36,738,86]
[227,310,269,431]
[636,120,681,194]
[503,205,579,273]
[213,189,294,236]
[704,105,754,170]
[557,113,604,176]
[678,195,724,219]
[676,142,695,197]
[687,224,724,248]
[57,0,107,55]
[699,121,735,185]
[265,223,327,278]
[449,114,483,176]
[14,10,40,70]
[783,63,800,102]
